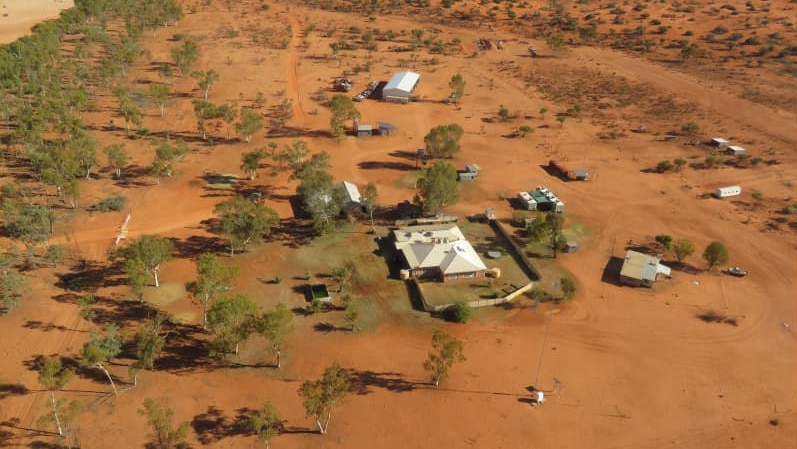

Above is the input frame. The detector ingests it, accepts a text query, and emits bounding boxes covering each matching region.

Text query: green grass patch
[395,171,423,189]
[143,282,186,306]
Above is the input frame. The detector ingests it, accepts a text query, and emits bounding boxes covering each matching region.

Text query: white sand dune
[0,0,75,44]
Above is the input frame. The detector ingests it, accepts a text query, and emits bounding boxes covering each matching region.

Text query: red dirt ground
[1,1,795,449]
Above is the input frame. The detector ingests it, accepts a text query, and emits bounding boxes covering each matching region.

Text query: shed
[457,164,480,181]
[564,241,579,253]
[571,168,591,181]
[726,145,747,157]
[357,124,373,137]
[518,192,537,211]
[382,71,420,103]
[711,137,730,149]
[713,185,742,198]
[376,121,398,136]
[619,250,670,287]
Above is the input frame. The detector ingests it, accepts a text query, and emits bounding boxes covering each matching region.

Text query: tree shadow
[156,322,211,374]
[312,322,345,333]
[357,161,416,171]
[347,370,417,395]
[0,384,29,399]
[190,406,250,445]
[172,235,228,259]
[112,165,153,188]
[54,260,127,292]
[22,320,75,333]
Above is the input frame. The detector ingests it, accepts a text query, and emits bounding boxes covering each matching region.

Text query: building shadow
[601,256,624,286]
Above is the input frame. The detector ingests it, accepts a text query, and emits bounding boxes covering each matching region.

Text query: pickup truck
[725,266,749,277]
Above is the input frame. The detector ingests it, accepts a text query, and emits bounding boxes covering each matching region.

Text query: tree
[560,277,576,299]
[681,121,700,135]
[446,301,472,323]
[556,115,567,127]
[171,39,199,75]
[38,357,74,436]
[674,158,687,170]
[120,235,174,288]
[219,103,238,140]
[4,204,51,252]
[298,362,350,434]
[256,303,293,368]
[416,161,459,216]
[545,213,565,258]
[207,294,258,356]
[331,265,352,293]
[655,234,673,250]
[498,104,510,121]
[343,300,360,331]
[293,152,342,234]
[138,398,190,449]
[0,252,29,312]
[656,160,673,173]
[125,258,149,301]
[191,69,220,99]
[672,239,695,263]
[422,330,465,387]
[133,314,167,376]
[115,88,143,134]
[80,323,122,396]
[423,123,464,159]
[187,253,239,329]
[247,400,282,448]
[325,94,360,138]
[103,143,128,179]
[241,148,267,180]
[363,182,378,233]
[539,107,548,119]
[76,294,95,322]
[525,216,549,243]
[150,83,170,117]
[214,196,280,255]
[448,73,465,103]
[236,109,264,143]
[72,133,98,179]
[150,140,190,182]
[702,241,729,270]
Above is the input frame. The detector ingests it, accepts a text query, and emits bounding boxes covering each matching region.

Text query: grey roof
[620,250,661,282]
[572,168,590,178]
[376,121,398,130]
[335,181,361,204]
[384,71,420,94]
[393,225,486,275]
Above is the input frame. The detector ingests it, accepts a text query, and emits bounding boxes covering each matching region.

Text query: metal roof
[620,250,661,282]
[384,71,420,94]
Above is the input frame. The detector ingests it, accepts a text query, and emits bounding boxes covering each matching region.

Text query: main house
[619,250,671,287]
[392,224,487,283]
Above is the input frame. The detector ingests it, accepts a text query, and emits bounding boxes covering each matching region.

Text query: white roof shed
[382,71,420,101]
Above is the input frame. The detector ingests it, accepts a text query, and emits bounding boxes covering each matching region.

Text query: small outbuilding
[382,71,420,103]
[518,191,538,211]
[619,250,671,287]
[711,137,730,149]
[457,164,480,181]
[726,145,747,157]
[713,185,742,198]
[335,181,363,214]
[357,124,373,137]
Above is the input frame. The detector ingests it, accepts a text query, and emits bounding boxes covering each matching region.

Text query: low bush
[445,301,473,323]
[91,195,127,212]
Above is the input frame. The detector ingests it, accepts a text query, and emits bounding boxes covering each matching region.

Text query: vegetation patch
[89,195,127,212]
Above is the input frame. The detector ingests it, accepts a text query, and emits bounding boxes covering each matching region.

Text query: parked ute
[726,266,749,277]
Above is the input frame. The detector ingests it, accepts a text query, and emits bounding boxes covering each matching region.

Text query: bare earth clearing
[0,1,795,449]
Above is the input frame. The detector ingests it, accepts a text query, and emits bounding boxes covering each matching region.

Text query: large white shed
[382,71,420,103]
[714,185,742,198]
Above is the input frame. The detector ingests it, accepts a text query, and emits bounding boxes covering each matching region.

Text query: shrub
[560,277,576,299]
[91,195,127,212]
[656,160,674,172]
[446,301,473,323]
[681,122,700,135]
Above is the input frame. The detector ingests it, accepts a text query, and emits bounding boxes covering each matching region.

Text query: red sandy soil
[0,0,75,44]
[0,1,795,449]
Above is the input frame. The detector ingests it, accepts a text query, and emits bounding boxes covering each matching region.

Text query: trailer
[457,164,480,181]
[713,185,742,198]
[548,160,591,181]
